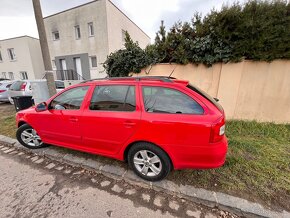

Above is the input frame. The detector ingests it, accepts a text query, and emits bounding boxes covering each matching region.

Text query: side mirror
[35,102,47,112]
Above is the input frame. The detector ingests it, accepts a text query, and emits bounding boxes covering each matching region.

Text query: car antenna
[168,65,177,78]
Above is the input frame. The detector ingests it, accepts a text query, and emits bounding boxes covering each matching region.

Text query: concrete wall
[135,60,290,123]
[44,0,109,79]
[106,0,151,52]
[44,0,150,79]
[0,36,44,80]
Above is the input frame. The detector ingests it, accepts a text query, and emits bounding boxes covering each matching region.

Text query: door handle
[69,117,78,122]
[124,121,136,128]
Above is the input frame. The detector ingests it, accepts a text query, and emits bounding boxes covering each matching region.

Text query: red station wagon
[16,76,228,181]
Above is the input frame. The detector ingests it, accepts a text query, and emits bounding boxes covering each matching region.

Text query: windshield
[187,84,223,112]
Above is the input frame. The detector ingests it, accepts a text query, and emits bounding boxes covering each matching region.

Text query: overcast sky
[0,0,245,41]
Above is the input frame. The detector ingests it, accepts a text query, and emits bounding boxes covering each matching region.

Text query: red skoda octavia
[16,77,227,181]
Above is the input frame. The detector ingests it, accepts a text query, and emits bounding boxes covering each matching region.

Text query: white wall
[0,36,44,80]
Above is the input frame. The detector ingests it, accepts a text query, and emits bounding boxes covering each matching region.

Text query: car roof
[81,76,189,86]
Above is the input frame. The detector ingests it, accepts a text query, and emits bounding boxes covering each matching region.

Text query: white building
[0,36,45,80]
[44,0,151,80]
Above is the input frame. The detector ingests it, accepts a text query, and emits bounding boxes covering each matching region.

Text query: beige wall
[0,36,44,80]
[106,0,151,52]
[135,60,290,123]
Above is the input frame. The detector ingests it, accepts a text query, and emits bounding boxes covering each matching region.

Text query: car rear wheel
[128,142,171,181]
[16,124,47,149]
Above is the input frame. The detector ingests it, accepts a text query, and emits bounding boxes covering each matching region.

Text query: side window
[90,85,135,111]
[50,86,89,110]
[142,86,204,114]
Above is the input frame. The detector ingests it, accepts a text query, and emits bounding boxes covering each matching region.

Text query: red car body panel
[16,79,228,170]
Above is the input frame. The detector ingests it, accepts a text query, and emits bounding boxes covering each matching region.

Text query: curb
[0,134,289,218]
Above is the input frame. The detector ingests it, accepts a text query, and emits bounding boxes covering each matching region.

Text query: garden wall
[135,60,290,123]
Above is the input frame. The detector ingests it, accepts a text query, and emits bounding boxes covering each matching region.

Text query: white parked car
[0,80,14,102]
[8,80,65,104]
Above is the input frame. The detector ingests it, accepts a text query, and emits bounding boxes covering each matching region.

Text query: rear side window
[9,81,24,91]
[142,86,204,114]
[186,84,223,112]
[90,85,136,111]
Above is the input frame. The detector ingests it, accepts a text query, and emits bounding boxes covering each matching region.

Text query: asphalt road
[0,142,236,218]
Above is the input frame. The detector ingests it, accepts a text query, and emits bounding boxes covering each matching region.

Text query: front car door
[81,83,141,156]
[36,85,90,148]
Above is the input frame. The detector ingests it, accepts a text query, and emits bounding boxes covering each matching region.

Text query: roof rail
[81,76,176,83]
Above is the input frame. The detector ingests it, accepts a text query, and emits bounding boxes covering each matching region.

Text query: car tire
[16,124,47,149]
[128,142,172,181]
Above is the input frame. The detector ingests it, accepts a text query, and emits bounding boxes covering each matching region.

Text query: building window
[90,56,97,68]
[0,51,2,62]
[52,31,60,40]
[20,71,28,80]
[8,72,14,80]
[88,22,94,37]
[7,48,16,61]
[75,25,81,39]
[52,60,56,69]
[122,29,126,42]
[1,72,6,79]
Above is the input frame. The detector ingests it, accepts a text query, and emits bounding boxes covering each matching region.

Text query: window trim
[90,56,97,68]
[75,25,81,39]
[52,31,60,41]
[141,85,205,115]
[20,71,28,80]
[48,85,90,111]
[88,84,137,113]
[88,22,94,37]
[7,48,16,61]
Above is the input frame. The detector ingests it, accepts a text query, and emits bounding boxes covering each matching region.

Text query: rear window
[9,81,24,91]
[187,84,223,112]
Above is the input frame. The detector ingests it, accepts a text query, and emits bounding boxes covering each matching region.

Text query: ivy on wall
[104,0,290,77]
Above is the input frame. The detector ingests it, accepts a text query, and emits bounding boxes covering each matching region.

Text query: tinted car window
[187,84,223,112]
[9,81,24,91]
[50,86,89,110]
[55,81,65,89]
[142,86,204,114]
[90,85,135,111]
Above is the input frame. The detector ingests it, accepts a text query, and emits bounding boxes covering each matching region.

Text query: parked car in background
[8,80,65,104]
[0,80,13,102]
[15,76,227,181]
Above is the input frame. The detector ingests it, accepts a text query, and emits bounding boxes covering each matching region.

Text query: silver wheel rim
[20,128,43,147]
[133,150,162,177]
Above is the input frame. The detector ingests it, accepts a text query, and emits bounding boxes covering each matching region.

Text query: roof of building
[0,35,39,42]
[43,0,150,39]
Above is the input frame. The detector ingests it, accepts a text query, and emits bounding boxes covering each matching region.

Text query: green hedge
[104,0,290,77]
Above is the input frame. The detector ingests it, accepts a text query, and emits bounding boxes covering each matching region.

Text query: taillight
[20,82,27,91]
[209,117,225,143]
[0,90,5,93]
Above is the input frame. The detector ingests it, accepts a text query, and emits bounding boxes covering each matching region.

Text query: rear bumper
[172,137,228,170]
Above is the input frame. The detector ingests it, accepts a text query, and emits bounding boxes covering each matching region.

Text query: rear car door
[81,83,141,155]
[138,85,213,161]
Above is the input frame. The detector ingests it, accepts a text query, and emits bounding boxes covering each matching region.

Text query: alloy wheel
[20,128,43,147]
[133,150,162,177]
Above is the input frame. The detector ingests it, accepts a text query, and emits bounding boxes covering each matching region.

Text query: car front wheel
[128,142,172,181]
[16,124,47,149]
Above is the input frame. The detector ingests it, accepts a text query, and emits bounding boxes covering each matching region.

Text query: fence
[135,60,290,123]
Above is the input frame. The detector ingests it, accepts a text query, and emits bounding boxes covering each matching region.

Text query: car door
[138,85,212,149]
[81,83,141,155]
[37,85,90,148]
